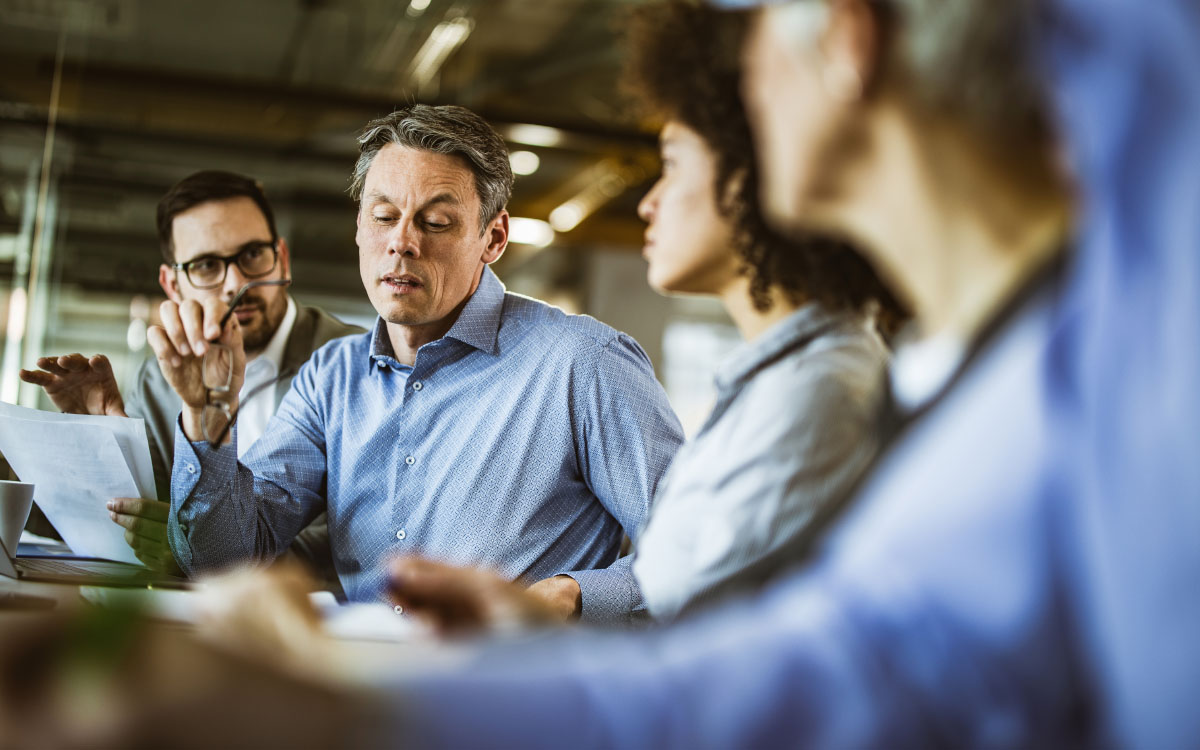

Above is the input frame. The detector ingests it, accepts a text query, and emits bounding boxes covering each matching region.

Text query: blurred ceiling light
[549,201,586,232]
[407,0,431,17]
[407,14,474,90]
[509,217,555,248]
[509,150,540,176]
[548,159,637,233]
[506,124,565,149]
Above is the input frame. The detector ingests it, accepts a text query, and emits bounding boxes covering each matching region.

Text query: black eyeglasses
[173,241,279,290]
[201,279,292,446]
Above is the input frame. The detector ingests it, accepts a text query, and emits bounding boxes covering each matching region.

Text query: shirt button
[393,605,404,615]
[187,464,196,474]
[412,381,423,391]
[405,455,415,465]
[396,528,406,540]
[376,360,387,369]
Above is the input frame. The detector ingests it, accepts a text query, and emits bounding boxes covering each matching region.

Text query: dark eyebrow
[180,240,272,265]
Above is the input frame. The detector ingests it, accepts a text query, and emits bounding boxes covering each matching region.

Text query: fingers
[26,353,86,378]
[202,298,229,342]
[110,509,167,543]
[88,354,115,378]
[34,356,71,376]
[120,522,173,572]
[131,541,171,571]
[108,498,169,523]
[17,369,53,386]
[156,300,192,360]
[55,353,90,372]
[181,300,212,357]
[151,299,210,364]
[146,324,181,370]
[192,565,328,668]
[387,557,496,633]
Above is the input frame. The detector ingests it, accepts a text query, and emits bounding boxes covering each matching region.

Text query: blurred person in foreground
[389,0,907,627]
[3,0,1199,746]
[154,105,683,620]
[18,171,361,575]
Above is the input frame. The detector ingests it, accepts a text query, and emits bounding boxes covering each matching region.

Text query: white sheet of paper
[0,402,156,501]
[0,410,148,566]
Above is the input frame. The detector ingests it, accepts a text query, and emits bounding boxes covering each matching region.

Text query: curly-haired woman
[625,0,907,620]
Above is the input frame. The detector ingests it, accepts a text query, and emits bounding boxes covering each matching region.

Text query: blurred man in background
[20,171,361,575]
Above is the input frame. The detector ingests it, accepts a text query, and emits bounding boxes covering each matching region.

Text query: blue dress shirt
[168,267,684,620]
[362,0,1200,745]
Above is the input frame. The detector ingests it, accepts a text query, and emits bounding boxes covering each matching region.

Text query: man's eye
[373,215,396,224]
[423,219,450,230]
[189,259,220,273]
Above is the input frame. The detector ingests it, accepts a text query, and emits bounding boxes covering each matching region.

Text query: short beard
[241,293,288,353]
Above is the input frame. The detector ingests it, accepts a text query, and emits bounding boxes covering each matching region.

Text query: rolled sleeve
[166,355,330,578]
[560,556,646,627]
[167,419,241,575]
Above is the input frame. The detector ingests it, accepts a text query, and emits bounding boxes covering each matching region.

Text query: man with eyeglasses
[150,105,684,622]
[20,171,362,575]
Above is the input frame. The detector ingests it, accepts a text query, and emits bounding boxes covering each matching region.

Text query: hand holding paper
[0,402,157,566]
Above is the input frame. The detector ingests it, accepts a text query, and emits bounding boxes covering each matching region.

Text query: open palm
[19,353,127,417]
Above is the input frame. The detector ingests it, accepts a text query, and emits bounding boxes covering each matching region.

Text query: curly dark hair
[624,0,908,337]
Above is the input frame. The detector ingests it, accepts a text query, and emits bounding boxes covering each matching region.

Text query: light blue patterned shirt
[634,304,887,619]
[168,267,684,623]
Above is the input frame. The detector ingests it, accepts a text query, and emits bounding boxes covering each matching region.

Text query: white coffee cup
[0,480,35,555]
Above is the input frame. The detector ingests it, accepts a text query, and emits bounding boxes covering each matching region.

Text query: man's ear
[481,211,509,265]
[276,237,293,280]
[158,264,183,303]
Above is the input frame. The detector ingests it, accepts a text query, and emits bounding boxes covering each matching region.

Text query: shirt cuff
[168,416,238,574]
[560,562,646,627]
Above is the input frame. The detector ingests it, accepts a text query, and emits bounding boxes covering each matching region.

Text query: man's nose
[223,260,249,297]
[387,221,421,258]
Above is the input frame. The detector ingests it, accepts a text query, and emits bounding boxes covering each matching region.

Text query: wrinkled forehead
[361,144,479,211]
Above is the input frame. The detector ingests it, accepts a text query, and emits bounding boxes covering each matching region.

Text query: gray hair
[349,104,514,233]
[775,0,1049,145]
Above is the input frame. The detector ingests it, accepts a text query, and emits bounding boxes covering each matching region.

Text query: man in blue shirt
[152,104,684,622]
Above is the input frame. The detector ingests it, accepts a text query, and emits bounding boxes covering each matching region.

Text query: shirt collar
[888,333,967,414]
[714,302,849,392]
[248,295,296,376]
[367,266,505,368]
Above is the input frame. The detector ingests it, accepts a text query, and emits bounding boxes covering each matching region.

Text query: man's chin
[240,321,274,352]
[373,299,428,327]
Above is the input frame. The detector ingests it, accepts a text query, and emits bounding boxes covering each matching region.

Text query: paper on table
[0,401,156,501]
[0,412,147,566]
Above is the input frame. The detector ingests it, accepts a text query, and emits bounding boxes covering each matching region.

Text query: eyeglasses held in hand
[201,279,292,446]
